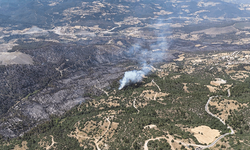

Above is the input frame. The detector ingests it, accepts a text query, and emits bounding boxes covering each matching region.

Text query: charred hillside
[0,41,130,137]
[0,37,176,138]
[1,0,250,140]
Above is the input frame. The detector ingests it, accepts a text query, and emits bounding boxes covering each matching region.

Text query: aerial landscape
[0,0,250,149]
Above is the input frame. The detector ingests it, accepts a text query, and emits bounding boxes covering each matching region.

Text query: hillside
[1,50,250,150]
[1,0,250,149]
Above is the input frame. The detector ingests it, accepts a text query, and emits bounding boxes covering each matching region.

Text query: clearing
[191,126,220,145]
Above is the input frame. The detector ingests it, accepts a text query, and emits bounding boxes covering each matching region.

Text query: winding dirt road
[195,96,235,150]
[144,137,168,150]
[133,99,140,114]
[152,79,161,92]
[227,89,231,97]
[94,117,111,150]
[94,85,109,97]
[46,135,57,150]
[143,95,235,150]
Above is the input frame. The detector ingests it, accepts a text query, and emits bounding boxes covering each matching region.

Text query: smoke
[118,64,151,90]
[119,19,170,90]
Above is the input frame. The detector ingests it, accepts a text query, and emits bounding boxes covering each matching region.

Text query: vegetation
[1,51,250,149]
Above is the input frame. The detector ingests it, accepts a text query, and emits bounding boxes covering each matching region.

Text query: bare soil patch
[244,66,250,71]
[242,51,250,54]
[14,141,28,150]
[144,124,157,129]
[183,83,190,93]
[157,71,169,78]
[171,75,181,80]
[191,126,220,145]
[206,85,218,93]
[68,117,118,148]
[230,71,249,82]
[174,54,185,61]
[210,78,227,86]
[140,90,169,100]
[160,63,177,71]
[45,135,57,150]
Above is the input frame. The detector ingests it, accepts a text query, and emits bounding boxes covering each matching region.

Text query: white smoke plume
[118,19,170,90]
[118,65,150,90]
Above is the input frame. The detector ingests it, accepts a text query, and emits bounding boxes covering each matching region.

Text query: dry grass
[144,124,157,129]
[210,99,247,121]
[230,71,249,82]
[183,83,190,93]
[171,75,181,80]
[191,126,220,145]
[140,90,169,100]
[14,141,28,150]
[157,71,169,78]
[160,63,177,71]
[68,116,119,148]
[209,139,231,150]
[244,66,250,70]
[210,78,227,86]
[68,121,93,147]
[174,54,185,61]
[206,85,218,93]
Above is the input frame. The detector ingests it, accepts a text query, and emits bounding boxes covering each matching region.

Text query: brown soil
[144,124,157,129]
[209,138,231,150]
[174,54,185,61]
[230,71,249,82]
[171,75,181,80]
[191,126,220,145]
[206,85,218,93]
[223,84,233,91]
[242,51,250,54]
[68,117,118,149]
[144,82,154,87]
[14,141,28,150]
[209,99,247,121]
[160,63,177,72]
[140,90,169,100]
[45,135,57,150]
[68,121,92,147]
[183,83,190,93]
[244,66,250,70]
[157,71,169,78]
[109,122,119,138]
[210,78,227,86]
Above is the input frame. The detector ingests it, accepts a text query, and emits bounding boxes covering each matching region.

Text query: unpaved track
[143,95,235,150]
[144,137,168,150]
[46,135,57,150]
[94,86,109,96]
[98,117,111,141]
[143,134,205,150]
[95,117,111,150]
[227,89,231,97]
[195,96,235,150]
[152,79,161,92]
[133,99,140,114]
[153,93,157,100]
[205,96,225,125]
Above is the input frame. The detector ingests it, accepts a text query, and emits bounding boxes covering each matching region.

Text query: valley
[0,0,250,149]
[1,50,250,149]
